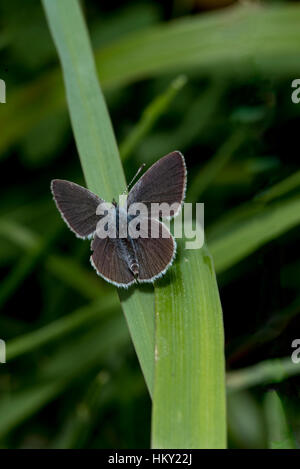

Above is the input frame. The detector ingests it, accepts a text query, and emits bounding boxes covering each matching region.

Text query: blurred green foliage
[1,0,300,448]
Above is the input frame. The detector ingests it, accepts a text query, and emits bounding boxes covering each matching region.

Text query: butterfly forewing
[127,151,186,218]
[51,179,103,239]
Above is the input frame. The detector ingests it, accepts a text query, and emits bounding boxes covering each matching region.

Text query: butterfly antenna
[122,163,146,195]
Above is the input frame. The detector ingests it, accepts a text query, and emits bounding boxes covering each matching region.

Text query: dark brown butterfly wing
[90,236,135,287]
[131,218,175,282]
[127,151,186,218]
[91,218,175,286]
[51,179,103,239]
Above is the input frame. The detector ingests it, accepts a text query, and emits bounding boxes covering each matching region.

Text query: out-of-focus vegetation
[1,0,300,448]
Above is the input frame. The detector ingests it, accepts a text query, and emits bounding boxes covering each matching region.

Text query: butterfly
[51,151,186,288]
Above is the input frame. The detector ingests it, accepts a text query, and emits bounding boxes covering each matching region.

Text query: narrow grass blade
[227,390,266,449]
[0,220,112,301]
[188,128,246,201]
[152,243,226,449]
[46,255,114,300]
[0,382,66,440]
[227,357,300,392]
[226,298,300,364]
[53,372,109,449]
[120,75,187,162]
[42,0,125,198]
[0,226,59,310]
[96,4,300,89]
[0,219,39,249]
[42,0,155,393]
[264,390,297,449]
[138,79,226,162]
[0,69,63,158]
[6,297,119,361]
[38,316,127,382]
[209,195,300,273]
[255,169,300,203]
[0,315,128,439]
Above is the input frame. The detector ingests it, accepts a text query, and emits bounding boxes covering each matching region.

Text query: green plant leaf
[0,219,114,301]
[188,128,246,201]
[7,297,119,361]
[152,242,226,449]
[264,390,297,449]
[42,0,155,394]
[120,74,187,162]
[227,390,266,449]
[227,357,300,392]
[209,195,300,273]
[95,3,300,89]
[0,314,128,439]
[255,169,300,203]
[0,224,59,309]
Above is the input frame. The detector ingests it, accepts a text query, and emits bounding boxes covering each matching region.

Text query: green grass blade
[120,288,155,394]
[52,372,109,449]
[139,79,226,162]
[38,316,127,382]
[209,195,300,273]
[264,390,297,449]
[120,75,187,162]
[188,128,246,201]
[227,390,266,449]
[0,219,115,301]
[0,219,39,249]
[0,226,59,310]
[227,357,300,392]
[6,297,118,361]
[42,0,125,198]
[0,382,66,440]
[96,3,300,89]
[0,315,128,439]
[46,255,113,300]
[42,0,155,393]
[152,243,226,449]
[255,169,300,203]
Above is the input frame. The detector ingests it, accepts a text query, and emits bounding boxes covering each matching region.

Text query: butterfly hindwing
[130,218,176,282]
[90,236,135,287]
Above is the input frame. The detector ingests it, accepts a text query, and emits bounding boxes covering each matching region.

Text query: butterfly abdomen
[118,236,139,277]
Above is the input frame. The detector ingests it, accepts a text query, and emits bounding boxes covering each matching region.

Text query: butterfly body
[117,236,139,279]
[51,151,186,288]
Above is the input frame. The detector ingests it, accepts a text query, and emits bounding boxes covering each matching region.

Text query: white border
[164,150,187,220]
